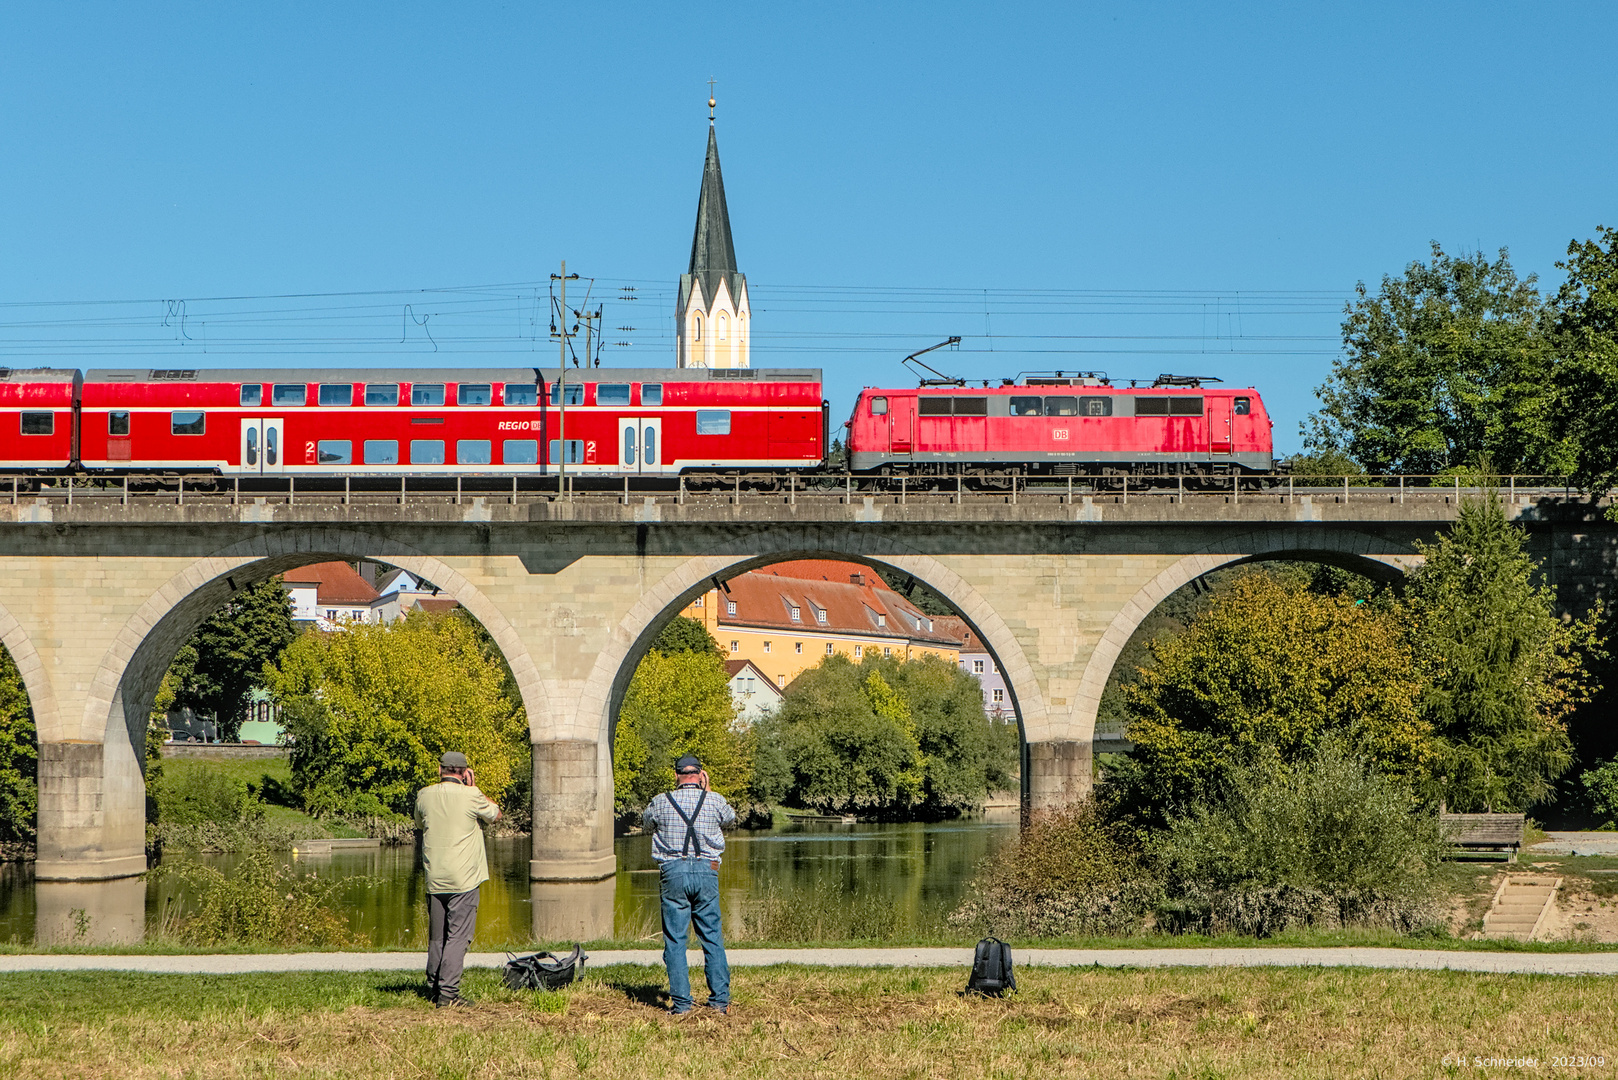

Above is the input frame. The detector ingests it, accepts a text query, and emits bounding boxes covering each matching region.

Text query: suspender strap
[668,788,708,857]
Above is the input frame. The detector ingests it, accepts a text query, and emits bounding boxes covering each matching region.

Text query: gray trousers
[426,888,480,998]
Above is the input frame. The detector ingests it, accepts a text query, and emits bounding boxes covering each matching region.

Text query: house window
[21,412,53,435]
[876,613,886,628]
[457,384,492,406]
[171,411,205,435]
[504,384,538,406]
[108,411,130,436]
[795,642,803,654]
[691,596,703,608]
[826,643,834,656]
[763,642,771,653]
[240,385,263,406]
[727,600,737,617]
[855,646,863,658]
[272,384,306,406]
[777,674,785,688]
[365,383,399,406]
[816,608,827,625]
[717,313,728,341]
[973,660,985,674]
[412,384,446,407]
[992,688,1004,704]
[790,605,801,622]
[730,641,739,654]
[692,314,702,341]
[318,384,353,406]
[881,647,890,657]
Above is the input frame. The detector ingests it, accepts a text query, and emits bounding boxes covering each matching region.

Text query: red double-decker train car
[846,376,1274,474]
[65,366,824,476]
[0,368,80,471]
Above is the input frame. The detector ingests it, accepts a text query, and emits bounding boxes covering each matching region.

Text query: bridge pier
[1024,739,1093,817]
[528,739,617,881]
[34,741,147,881]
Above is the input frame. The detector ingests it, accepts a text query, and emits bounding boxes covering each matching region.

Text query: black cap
[674,754,702,774]
[440,751,468,769]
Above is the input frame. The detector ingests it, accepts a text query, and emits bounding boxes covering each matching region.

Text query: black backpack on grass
[503,944,587,992]
[965,937,1016,996]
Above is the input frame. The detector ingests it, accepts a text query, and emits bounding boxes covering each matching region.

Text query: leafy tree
[1304,244,1561,475]
[167,578,296,742]
[1405,496,1599,811]
[1546,226,1618,491]
[650,615,721,656]
[267,612,527,817]
[1116,570,1432,820]
[612,647,746,814]
[754,653,1008,817]
[0,648,36,846]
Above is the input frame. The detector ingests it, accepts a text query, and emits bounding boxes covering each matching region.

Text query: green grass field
[0,965,1611,1079]
[155,755,367,840]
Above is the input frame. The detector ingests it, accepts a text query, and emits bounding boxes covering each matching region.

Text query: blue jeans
[659,857,729,1010]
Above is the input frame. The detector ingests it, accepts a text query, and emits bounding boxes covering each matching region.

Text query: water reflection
[0,819,1014,946]
[35,878,145,945]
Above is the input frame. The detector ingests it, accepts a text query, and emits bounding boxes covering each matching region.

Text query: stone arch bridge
[4,487,1608,882]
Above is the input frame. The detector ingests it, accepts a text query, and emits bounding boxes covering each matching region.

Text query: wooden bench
[1441,812,1526,861]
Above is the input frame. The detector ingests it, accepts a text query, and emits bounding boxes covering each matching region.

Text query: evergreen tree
[1405,496,1600,811]
[0,648,36,846]
[1547,226,1618,491]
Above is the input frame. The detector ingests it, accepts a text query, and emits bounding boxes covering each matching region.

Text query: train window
[696,409,731,435]
[457,439,492,465]
[108,411,130,436]
[21,412,53,435]
[1045,396,1079,417]
[1010,396,1043,416]
[1171,397,1203,416]
[272,384,306,407]
[240,385,263,407]
[503,439,539,465]
[317,440,352,464]
[1080,396,1113,417]
[318,384,353,407]
[954,397,988,416]
[504,384,538,407]
[641,384,662,406]
[410,440,445,464]
[870,396,888,416]
[1135,397,1171,416]
[1234,397,1251,416]
[365,384,399,406]
[547,439,584,464]
[918,398,951,416]
[458,384,492,406]
[363,440,398,465]
[597,384,631,406]
[549,383,583,406]
[171,411,205,435]
[412,384,445,407]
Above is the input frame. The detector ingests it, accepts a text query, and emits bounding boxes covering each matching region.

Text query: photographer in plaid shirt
[643,754,736,1015]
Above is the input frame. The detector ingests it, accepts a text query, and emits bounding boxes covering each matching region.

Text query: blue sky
[1,3,1613,452]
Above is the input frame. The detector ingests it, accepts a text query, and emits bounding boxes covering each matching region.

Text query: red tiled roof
[283,561,380,605]
[717,561,963,647]
[932,616,985,653]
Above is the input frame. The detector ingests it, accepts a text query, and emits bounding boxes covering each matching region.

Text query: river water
[0,815,1016,947]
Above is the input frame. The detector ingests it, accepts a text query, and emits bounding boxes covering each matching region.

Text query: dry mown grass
[1,964,1613,1079]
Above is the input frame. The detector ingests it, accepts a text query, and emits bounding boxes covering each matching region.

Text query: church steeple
[677,93,749,368]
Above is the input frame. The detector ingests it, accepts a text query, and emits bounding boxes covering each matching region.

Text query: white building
[725,658,782,726]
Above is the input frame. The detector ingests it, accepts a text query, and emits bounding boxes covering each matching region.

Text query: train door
[619,417,664,474]
[889,396,915,456]
[1206,398,1233,456]
[239,419,285,474]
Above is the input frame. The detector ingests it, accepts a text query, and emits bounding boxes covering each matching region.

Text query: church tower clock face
[676,93,750,369]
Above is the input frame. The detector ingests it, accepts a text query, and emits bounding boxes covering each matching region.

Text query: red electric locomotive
[69,366,824,476]
[846,374,1274,474]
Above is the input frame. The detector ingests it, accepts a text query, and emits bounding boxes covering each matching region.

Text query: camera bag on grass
[964,937,1016,996]
[503,944,587,991]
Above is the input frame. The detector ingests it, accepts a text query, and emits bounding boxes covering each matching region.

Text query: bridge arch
[1072,528,1424,755]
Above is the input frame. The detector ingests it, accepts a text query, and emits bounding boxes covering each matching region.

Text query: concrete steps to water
[1482,876,1562,941]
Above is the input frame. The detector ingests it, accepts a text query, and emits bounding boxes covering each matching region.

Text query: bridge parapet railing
[0,472,1595,509]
